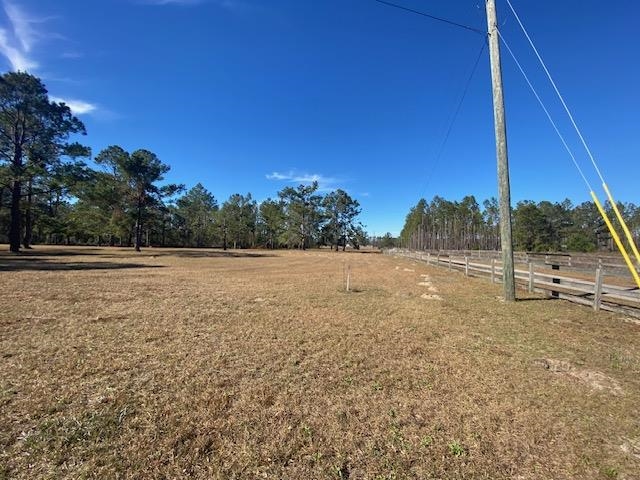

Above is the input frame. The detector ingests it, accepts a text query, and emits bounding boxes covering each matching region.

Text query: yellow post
[602,183,640,264]
[591,191,640,289]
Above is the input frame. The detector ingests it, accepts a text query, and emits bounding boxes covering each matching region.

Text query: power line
[421,40,487,196]
[497,29,593,192]
[372,0,486,35]
[505,0,640,274]
[504,0,606,184]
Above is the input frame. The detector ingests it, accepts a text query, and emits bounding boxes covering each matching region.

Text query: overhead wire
[422,40,487,195]
[504,0,606,184]
[371,0,639,283]
[372,0,485,35]
[371,0,488,197]
[504,0,640,285]
[435,41,487,163]
[496,30,593,192]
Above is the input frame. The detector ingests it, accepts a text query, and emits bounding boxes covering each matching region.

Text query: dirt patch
[421,293,443,301]
[418,275,438,292]
[620,437,640,460]
[534,358,623,395]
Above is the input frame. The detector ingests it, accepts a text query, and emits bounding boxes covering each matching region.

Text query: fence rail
[413,249,637,273]
[387,249,640,319]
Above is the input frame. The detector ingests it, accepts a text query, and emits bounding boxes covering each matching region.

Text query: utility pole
[486,0,516,301]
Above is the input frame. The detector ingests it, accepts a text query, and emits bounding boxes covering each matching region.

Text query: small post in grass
[346,264,351,292]
[465,256,469,276]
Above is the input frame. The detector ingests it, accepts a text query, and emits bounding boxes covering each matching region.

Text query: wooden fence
[387,249,640,319]
[414,249,633,274]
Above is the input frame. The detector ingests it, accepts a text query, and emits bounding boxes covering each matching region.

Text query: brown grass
[1,246,639,479]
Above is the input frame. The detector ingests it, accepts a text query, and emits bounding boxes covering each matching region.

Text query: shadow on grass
[152,250,278,259]
[0,247,105,257]
[94,250,279,260]
[0,259,165,272]
[0,247,279,261]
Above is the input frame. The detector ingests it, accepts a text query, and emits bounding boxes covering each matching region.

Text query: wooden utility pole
[486,0,516,301]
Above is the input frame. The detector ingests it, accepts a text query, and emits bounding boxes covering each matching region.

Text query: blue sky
[1,0,638,236]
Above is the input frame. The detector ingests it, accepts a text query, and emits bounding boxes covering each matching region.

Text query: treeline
[70,174,365,251]
[401,195,640,253]
[0,72,365,252]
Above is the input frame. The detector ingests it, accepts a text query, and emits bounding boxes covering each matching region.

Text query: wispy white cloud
[0,3,100,117]
[0,2,76,72]
[266,171,339,192]
[4,1,40,52]
[266,171,336,184]
[265,172,288,181]
[50,96,97,116]
[0,28,37,71]
[0,0,53,71]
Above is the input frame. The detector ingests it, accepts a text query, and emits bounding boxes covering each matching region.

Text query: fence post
[427,252,431,265]
[465,256,469,276]
[528,262,534,293]
[551,264,560,298]
[437,253,440,266]
[491,258,495,283]
[448,256,452,271]
[593,267,603,311]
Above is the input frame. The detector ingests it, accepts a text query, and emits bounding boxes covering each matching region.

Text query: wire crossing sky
[1,0,638,236]
[372,0,485,35]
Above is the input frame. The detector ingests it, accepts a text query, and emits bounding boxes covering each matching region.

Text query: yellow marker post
[602,183,640,265]
[591,191,640,289]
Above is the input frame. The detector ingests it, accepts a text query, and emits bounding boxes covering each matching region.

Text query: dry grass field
[1,246,639,479]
